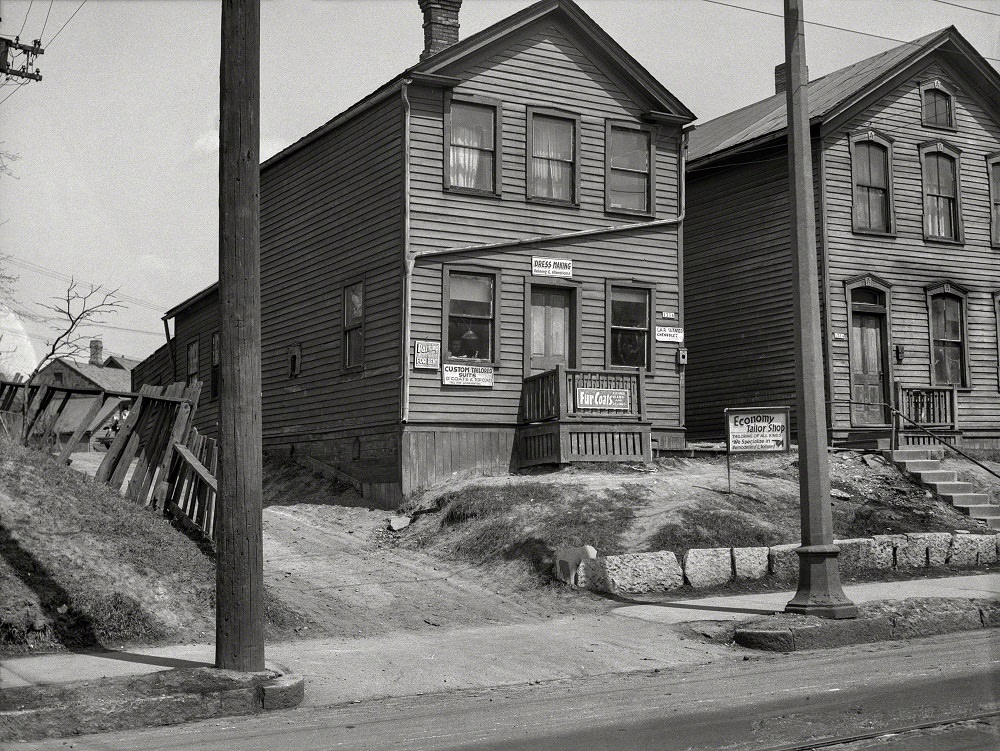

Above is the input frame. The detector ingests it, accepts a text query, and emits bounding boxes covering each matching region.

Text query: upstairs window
[608,284,653,371]
[850,131,894,234]
[527,109,579,204]
[444,269,498,363]
[920,141,963,242]
[343,281,364,370]
[186,339,199,384]
[921,81,956,130]
[607,122,654,215]
[927,283,969,387]
[446,98,500,195]
[989,154,1000,247]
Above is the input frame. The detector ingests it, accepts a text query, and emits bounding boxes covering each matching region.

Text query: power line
[930,0,1000,18]
[698,0,1000,64]
[39,0,54,41]
[45,0,87,47]
[18,1,35,39]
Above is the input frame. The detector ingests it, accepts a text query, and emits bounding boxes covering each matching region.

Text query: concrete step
[914,469,958,484]
[896,459,941,473]
[987,518,1000,530]
[885,448,945,462]
[926,481,975,495]
[942,492,991,506]
[957,505,1000,518]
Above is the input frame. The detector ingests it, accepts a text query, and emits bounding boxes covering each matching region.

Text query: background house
[135,0,696,503]
[684,28,1000,449]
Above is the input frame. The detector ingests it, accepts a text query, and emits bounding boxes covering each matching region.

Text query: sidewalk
[3,573,997,713]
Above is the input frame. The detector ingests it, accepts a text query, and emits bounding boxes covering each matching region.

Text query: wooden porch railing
[894,382,958,430]
[519,364,646,423]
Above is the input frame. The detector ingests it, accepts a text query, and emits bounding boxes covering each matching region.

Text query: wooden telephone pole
[782,0,857,619]
[217,0,264,671]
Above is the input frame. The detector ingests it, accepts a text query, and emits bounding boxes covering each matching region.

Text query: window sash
[447,272,495,362]
[186,341,199,382]
[931,294,964,385]
[450,102,496,192]
[923,152,958,239]
[344,283,364,368]
[530,115,575,202]
[610,287,650,369]
[609,127,651,213]
[924,89,953,128]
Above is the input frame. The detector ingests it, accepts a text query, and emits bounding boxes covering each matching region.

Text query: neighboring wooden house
[684,28,1000,449]
[132,284,219,440]
[137,0,695,501]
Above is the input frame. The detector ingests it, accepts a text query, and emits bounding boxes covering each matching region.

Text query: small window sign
[532,257,573,278]
[725,407,790,453]
[656,326,684,343]
[833,332,848,341]
[442,363,494,387]
[414,340,441,370]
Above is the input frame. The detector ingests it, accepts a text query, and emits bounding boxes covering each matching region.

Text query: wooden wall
[131,341,173,392]
[258,94,405,451]
[172,291,220,440]
[684,142,797,439]
[406,22,685,443]
[822,62,1000,443]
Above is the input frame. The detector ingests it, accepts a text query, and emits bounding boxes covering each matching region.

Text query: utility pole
[0,36,43,81]
[217,0,264,671]
[782,0,857,619]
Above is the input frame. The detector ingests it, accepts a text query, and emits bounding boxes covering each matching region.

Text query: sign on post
[725,407,790,453]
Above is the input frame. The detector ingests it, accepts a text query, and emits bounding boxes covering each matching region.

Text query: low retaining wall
[575,531,999,595]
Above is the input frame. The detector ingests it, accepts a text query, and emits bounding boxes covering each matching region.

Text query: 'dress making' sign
[725,407,790,453]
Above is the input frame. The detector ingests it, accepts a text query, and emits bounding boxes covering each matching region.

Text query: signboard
[442,363,494,387]
[531,257,573,278]
[576,387,630,411]
[656,326,684,343]
[725,407,790,453]
[413,340,441,370]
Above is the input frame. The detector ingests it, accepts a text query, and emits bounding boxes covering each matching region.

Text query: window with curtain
[529,113,576,203]
[852,139,891,233]
[448,101,496,193]
[607,125,652,214]
[186,339,199,384]
[609,286,651,369]
[922,87,954,129]
[446,271,495,361]
[343,281,364,369]
[923,149,959,240]
[930,292,966,386]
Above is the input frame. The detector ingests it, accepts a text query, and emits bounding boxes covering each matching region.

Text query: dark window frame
[342,279,365,372]
[926,281,971,389]
[522,276,582,378]
[919,79,957,131]
[288,343,302,379]
[995,291,1000,393]
[210,332,220,398]
[186,338,200,385]
[442,265,501,368]
[987,151,1000,248]
[919,140,964,244]
[605,280,657,375]
[443,92,503,198]
[605,120,656,217]
[849,129,896,236]
[526,106,581,207]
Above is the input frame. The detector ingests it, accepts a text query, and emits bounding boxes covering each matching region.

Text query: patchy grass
[0,436,301,654]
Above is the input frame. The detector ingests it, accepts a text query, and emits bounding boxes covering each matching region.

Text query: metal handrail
[834,398,1000,483]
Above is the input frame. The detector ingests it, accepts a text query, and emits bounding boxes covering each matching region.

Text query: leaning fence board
[133,383,188,506]
[96,386,155,483]
[57,393,107,465]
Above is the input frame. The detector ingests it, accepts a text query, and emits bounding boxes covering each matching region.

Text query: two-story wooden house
[684,28,1000,450]
[135,0,695,503]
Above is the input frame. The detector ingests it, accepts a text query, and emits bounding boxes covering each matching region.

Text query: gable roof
[42,358,134,393]
[688,27,1000,165]
[264,0,694,171]
[103,355,140,371]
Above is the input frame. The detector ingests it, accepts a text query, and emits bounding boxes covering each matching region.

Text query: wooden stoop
[884,447,1000,529]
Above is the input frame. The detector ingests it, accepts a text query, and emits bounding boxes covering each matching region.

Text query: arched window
[926,282,969,387]
[920,80,956,130]
[850,131,894,234]
[919,141,963,242]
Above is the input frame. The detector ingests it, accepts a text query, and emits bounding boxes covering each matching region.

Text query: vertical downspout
[162,317,176,379]
[677,128,689,431]
[401,80,413,423]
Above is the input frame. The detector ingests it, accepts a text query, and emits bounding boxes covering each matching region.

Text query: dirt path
[262,503,603,639]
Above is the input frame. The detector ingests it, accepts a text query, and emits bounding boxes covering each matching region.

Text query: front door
[530,286,573,374]
[850,311,888,425]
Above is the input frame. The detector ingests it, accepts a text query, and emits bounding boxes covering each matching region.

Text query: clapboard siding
[408,24,681,256]
[408,224,682,430]
[822,62,1000,438]
[684,143,797,439]
[172,290,220,440]
[131,341,173,393]
[259,93,404,448]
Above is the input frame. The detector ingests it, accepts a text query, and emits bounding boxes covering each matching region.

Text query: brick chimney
[89,338,103,366]
[419,0,461,60]
[774,62,808,95]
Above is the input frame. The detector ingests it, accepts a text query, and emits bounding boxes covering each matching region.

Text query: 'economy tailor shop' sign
[725,407,790,453]
[576,387,630,411]
[442,363,494,387]
[532,257,573,277]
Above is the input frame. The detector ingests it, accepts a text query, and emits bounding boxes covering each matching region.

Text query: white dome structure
[0,303,39,379]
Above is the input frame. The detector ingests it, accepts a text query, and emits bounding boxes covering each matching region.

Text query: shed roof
[688,27,1000,164]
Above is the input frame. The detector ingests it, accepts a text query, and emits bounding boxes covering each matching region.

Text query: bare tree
[0,145,19,180]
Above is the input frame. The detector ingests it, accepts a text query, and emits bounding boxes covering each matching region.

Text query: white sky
[1,0,998,369]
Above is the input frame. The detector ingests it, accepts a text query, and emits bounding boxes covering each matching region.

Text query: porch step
[896,459,942,473]
[913,469,957,484]
[955,504,1000,519]
[925,480,975,495]
[942,492,991,507]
